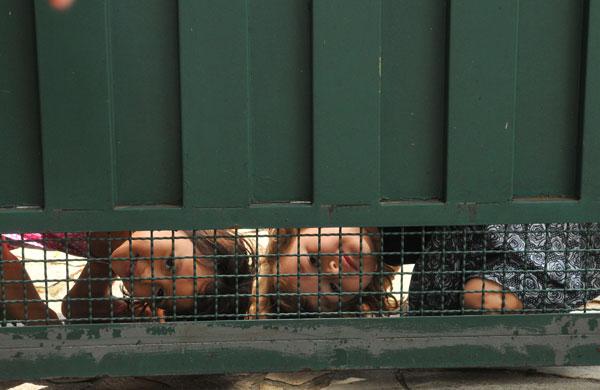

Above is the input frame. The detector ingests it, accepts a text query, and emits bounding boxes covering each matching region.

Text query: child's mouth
[342,255,357,272]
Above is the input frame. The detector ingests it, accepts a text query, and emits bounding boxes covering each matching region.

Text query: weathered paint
[0,315,598,380]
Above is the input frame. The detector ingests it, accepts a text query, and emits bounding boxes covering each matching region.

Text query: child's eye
[165,258,175,271]
[309,256,318,266]
[329,282,339,293]
[157,287,164,297]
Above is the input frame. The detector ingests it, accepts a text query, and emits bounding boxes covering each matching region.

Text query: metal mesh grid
[1,224,599,325]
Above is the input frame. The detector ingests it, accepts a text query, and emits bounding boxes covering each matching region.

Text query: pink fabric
[1,233,89,257]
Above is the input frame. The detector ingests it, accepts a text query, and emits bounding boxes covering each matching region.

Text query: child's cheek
[49,0,75,11]
[359,274,374,292]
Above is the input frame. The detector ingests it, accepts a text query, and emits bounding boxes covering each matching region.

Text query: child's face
[277,227,378,312]
[110,230,214,313]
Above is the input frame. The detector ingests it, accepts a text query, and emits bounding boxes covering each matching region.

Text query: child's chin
[112,300,130,316]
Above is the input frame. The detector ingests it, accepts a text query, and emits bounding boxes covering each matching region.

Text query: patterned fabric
[407,224,600,313]
[1,233,89,258]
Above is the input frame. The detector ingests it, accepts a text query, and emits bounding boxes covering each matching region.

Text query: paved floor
[2,367,600,389]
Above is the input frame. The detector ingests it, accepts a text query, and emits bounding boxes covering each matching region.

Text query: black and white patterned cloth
[386,224,600,314]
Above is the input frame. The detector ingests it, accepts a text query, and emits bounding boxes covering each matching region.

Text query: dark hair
[182,229,255,320]
[127,229,255,321]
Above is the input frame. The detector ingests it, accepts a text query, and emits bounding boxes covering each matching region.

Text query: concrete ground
[2,367,600,389]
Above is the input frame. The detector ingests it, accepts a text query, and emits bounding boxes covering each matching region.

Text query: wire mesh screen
[1,224,599,325]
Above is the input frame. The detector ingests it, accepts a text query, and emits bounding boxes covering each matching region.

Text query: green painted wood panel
[0,0,599,232]
[445,0,517,203]
[313,0,382,206]
[513,0,585,198]
[0,0,43,208]
[179,0,250,208]
[250,0,313,203]
[0,315,599,380]
[4,199,600,233]
[380,0,447,201]
[111,0,182,206]
[33,0,114,210]
[580,0,600,201]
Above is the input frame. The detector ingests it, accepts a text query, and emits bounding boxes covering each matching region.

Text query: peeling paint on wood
[0,315,598,380]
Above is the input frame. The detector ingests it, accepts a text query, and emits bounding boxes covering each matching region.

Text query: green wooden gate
[1,0,600,380]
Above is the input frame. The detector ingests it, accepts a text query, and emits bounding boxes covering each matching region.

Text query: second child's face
[110,230,214,313]
[278,227,378,312]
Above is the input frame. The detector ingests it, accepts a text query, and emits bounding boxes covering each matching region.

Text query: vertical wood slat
[0,0,43,208]
[111,0,182,207]
[250,0,313,204]
[380,0,447,202]
[445,0,518,203]
[579,0,600,201]
[179,0,250,208]
[33,0,114,211]
[512,0,584,199]
[312,0,382,206]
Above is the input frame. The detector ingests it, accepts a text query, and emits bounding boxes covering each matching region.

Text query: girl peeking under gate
[2,230,254,323]
[64,230,254,322]
[382,223,600,314]
[249,227,399,317]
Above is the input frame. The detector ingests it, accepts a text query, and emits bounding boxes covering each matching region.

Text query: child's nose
[133,260,154,280]
[129,276,155,299]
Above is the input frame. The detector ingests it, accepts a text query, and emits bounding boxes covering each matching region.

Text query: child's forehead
[132,230,190,239]
[290,227,378,248]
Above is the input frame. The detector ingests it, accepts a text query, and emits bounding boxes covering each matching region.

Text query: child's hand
[112,300,166,322]
[49,0,75,11]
